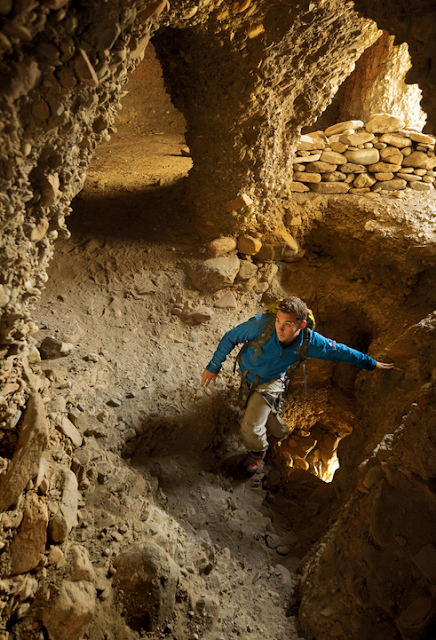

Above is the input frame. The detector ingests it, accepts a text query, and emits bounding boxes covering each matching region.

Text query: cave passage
[4,2,436,638]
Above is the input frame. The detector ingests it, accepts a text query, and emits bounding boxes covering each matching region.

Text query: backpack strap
[233,313,276,373]
[245,314,276,365]
[284,327,312,396]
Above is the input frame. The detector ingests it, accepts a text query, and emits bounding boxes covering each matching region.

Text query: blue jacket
[206,313,377,384]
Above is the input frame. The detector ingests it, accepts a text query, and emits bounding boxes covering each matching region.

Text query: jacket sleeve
[307,331,377,371]
[205,315,269,373]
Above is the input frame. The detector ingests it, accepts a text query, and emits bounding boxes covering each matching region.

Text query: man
[201,296,393,476]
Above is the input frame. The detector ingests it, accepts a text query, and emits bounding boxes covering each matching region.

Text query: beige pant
[240,378,290,452]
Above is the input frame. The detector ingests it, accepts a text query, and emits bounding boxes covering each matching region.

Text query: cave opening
[65,42,194,248]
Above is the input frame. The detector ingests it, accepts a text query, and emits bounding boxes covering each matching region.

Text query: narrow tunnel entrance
[65,42,193,249]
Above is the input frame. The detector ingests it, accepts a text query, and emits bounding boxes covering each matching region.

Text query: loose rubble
[292,115,436,197]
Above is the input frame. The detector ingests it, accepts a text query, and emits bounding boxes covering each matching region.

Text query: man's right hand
[201,370,218,387]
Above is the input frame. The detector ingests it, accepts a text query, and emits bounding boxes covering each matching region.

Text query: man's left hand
[374,361,394,379]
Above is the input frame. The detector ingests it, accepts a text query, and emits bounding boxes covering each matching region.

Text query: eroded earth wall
[353,0,436,132]
[2,1,436,639]
[300,314,436,640]
[310,31,426,133]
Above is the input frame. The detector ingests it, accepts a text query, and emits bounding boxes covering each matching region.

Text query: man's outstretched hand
[374,361,394,380]
[201,369,218,387]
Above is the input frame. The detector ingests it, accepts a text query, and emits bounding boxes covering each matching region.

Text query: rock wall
[291,115,436,196]
[353,0,436,131]
[299,313,436,640]
[334,32,426,131]
[155,1,379,240]
[309,31,426,133]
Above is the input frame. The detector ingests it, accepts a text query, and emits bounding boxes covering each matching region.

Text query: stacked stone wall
[291,113,436,198]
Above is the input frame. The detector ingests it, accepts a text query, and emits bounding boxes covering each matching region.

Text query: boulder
[396,173,422,182]
[373,179,407,190]
[261,278,288,306]
[74,48,99,87]
[339,132,374,145]
[30,219,50,242]
[374,172,394,181]
[224,193,253,211]
[297,134,326,151]
[409,132,436,146]
[402,152,436,170]
[341,163,367,173]
[39,337,75,360]
[368,162,402,173]
[113,542,179,632]
[237,235,262,255]
[353,174,376,188]
[289,182,309,192]
[305,161,337,173]
[379,146,404,165]
[322,171,346,182]
[3,59,41,101]
[396,597,436,639]
[189,257,240,293]
[310,182,350,194]
[96,23,121,51]
[379,133,412,148]
[324,120,364,136]
[137,0,167,22]
[293,172,321,183]
[56,415,83,449]
[365,114,405,133]
[254,231,299,262]
[294,153,321,163]
[0,394,49,513]
[48,468,79,543]
[214,292,237,309]
[330,141,348,153]
[68,545,95,583]
[206,237,237,257]
[39,174,61,206]
[345,149,380,165]
[42,580,96,640]
[7,494,49,576]
[319,151,348,165]
[410,182,433,191]
[186,305,214,324]
[236,260,258,281]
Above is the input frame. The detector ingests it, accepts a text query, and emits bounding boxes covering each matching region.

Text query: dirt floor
[31,89,316,638]
[30,54,436,640]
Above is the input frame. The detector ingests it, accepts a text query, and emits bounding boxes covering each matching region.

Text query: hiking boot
[267,435,281,448]
[241,450,266,476]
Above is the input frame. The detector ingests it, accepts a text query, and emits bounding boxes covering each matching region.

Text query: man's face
[275,310,305,344]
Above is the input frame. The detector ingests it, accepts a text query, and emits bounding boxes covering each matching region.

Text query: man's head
[275,297,308,344]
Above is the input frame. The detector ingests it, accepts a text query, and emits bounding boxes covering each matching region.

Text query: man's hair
[277,297,308,323]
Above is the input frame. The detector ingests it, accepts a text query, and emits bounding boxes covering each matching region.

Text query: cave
[1,1,436,640]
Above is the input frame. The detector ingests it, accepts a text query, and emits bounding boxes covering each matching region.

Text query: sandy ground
[32,115,317,639]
